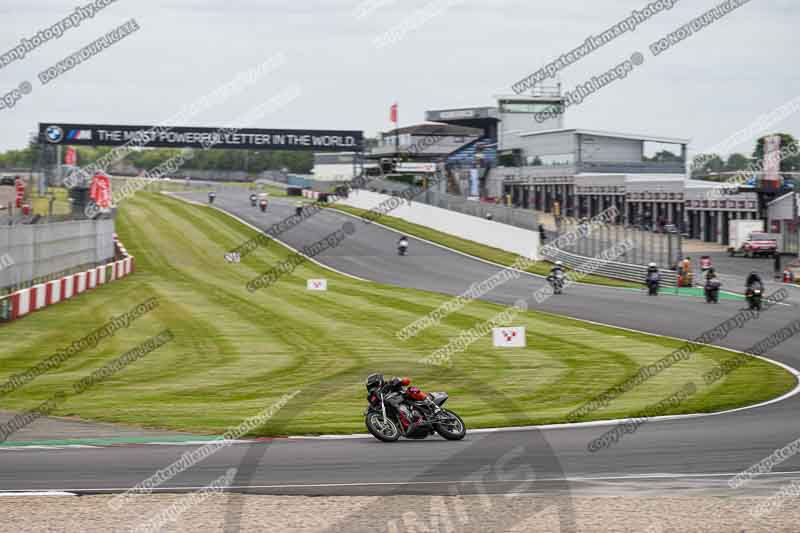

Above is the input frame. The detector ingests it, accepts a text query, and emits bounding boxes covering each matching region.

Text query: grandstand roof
[383,122,483,137]
[518,128,690,145]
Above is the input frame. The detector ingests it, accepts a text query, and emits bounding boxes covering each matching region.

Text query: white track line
[0,491,77,497]
[11,470,800,494]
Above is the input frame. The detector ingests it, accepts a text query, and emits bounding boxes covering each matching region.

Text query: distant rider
[397,235,409,255]
[550,260,565,278]
[646,262,660,296]
[704,270,721,303]
[746,272,764,292]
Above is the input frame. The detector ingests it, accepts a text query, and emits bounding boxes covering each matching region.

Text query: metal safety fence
[553,219,683,269]
[540,246,679,287]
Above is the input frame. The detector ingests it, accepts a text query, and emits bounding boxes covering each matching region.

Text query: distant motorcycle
[259,199,268,212]
[364,374,466,442]
[746,284,763,311]
[208,192,216,204]
[705,278,721,304]
[547,270,565,295]
[250,194,257,207]
[646,272,660,296]
[397,238,409,256]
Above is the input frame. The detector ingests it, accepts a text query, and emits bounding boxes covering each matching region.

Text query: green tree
[753,133,798,171]
[724,153,751,171]
[692,153,724,176]
[647,150,681,162]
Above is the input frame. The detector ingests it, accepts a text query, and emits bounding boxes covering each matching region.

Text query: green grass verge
[329,205,639,289]
[30,188,70,216]
[110,178,290,197]
[0,192,794,436]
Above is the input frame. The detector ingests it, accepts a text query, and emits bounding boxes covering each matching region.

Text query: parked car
[728,220,777,258]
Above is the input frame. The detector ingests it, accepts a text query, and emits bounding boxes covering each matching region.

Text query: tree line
[0,144,313,174]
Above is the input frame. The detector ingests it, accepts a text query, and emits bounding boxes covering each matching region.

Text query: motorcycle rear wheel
[434,409,466,440]
[366,412,401,442]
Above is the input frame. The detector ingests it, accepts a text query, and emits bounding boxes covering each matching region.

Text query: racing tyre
[365,412,401,442]
[434,409,466,440]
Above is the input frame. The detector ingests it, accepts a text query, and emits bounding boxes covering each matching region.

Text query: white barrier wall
[341,190,540,260]
[5,249,136,322]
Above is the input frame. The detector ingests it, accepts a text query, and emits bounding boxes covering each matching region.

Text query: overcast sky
[0,0,798,158]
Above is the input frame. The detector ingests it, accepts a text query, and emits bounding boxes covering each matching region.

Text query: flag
[64,147,77,166]
[90,172,112,209]
[390,103,398,124]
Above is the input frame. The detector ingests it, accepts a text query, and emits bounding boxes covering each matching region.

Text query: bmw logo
[45,126,63,143]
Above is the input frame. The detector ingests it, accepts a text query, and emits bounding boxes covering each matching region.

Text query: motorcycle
[259,199,268,212]
[547,270,565,295]
[364,374,466,442]
[746,285,763,311]
[398,239,408,256]
[208,192,216,204]
[250,194,257,207]
[705,278,721,304]
[647,272,660,296]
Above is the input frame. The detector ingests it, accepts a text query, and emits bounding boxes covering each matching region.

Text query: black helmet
[366,373,384,391]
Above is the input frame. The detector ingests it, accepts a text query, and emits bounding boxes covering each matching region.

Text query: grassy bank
[0,192,793,436]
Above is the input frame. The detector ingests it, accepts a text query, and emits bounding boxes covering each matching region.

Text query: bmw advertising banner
[39,123,364,152]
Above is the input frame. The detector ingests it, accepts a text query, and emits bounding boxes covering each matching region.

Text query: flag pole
[394,102,399,158]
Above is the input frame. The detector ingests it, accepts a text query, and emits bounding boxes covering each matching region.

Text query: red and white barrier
[75,271,87,294]
[33,284,47,311]
[46,279,61,305]
[4,239,136,323]
[10,289,31,320]
[62,276,74,300]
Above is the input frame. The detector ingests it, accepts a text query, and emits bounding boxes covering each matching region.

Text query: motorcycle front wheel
[434,409,466,440]
[365,412,401,442]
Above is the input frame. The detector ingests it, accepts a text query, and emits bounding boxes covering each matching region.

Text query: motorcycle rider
[705,269,721,303]
[295,200,304,217]
[746,272,764,291]
[745,272,764,310]
[397,235,409,255]
[548,261,566,294]
[646,262,660,296]
[550,260,565,277]
[208,191,216,204]
[249,193,257,206]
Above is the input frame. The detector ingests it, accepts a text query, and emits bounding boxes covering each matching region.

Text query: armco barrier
[540,246,678,287]
[1,241,136,324]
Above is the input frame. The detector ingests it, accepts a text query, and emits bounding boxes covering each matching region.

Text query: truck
[728,219,778,257]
